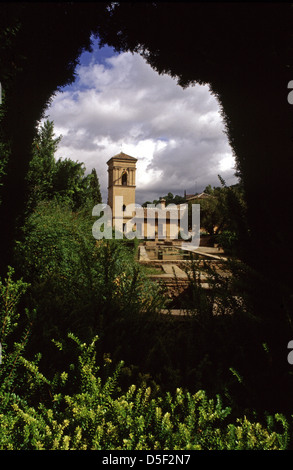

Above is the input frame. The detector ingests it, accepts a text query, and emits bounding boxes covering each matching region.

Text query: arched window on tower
[122,171,127,186]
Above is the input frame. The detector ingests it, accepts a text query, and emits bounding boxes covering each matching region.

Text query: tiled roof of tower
[107,152,137,164]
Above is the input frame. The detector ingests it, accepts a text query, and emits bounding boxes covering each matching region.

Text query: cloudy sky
[45,36,238,205]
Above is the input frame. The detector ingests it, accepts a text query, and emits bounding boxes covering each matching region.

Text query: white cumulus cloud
[45,48,238,204]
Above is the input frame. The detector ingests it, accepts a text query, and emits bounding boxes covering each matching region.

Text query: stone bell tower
[107,152,137,232]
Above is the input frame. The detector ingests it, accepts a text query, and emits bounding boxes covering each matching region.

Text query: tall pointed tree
[26,120,61,213]
[26,120,103,213]
[89,168,102,205]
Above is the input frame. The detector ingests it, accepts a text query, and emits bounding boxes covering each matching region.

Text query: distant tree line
[142,192,186,207]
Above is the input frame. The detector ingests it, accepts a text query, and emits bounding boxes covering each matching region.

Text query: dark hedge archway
[1,2,292,311]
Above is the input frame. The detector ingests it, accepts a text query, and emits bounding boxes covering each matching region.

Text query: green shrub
[6,200,293,449]
[0,331,290,450]
[15,201,163,322]
[0,270,291,450]
[13,201,165,374]
[0,267,33,398]
[215,230,238,253]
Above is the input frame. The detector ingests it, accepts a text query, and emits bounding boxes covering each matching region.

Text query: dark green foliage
[11,197,293,418]
[89,167,102,205]
[52,159,98,211]
[0,284,290,450]
[0,267,32,396]
[0,68,9,204]
[215,231,238,255]
[14,201,100,347]
[25,120,103,214]
[25,120,61,212]
[188,180,246,255]
[13,200,164,374]
[0,141,9,202]
[1,223,293,449]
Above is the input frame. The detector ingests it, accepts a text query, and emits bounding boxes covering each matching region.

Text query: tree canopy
[142,192,186,207]
[26,120,102,213]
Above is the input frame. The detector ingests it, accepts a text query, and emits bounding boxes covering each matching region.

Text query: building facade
[107,152,137,233]
[106,152,193,241]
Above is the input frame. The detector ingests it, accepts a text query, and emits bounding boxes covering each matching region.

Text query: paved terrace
[138,243,236,317]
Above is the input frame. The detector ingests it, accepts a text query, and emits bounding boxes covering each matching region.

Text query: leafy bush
[0,270,291,450]
[215,230,238,255]
[25,120,102,214]
[0,332,290,450]
[13,199,293,420]
[13,200,165,371]
[0,267,33,398]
